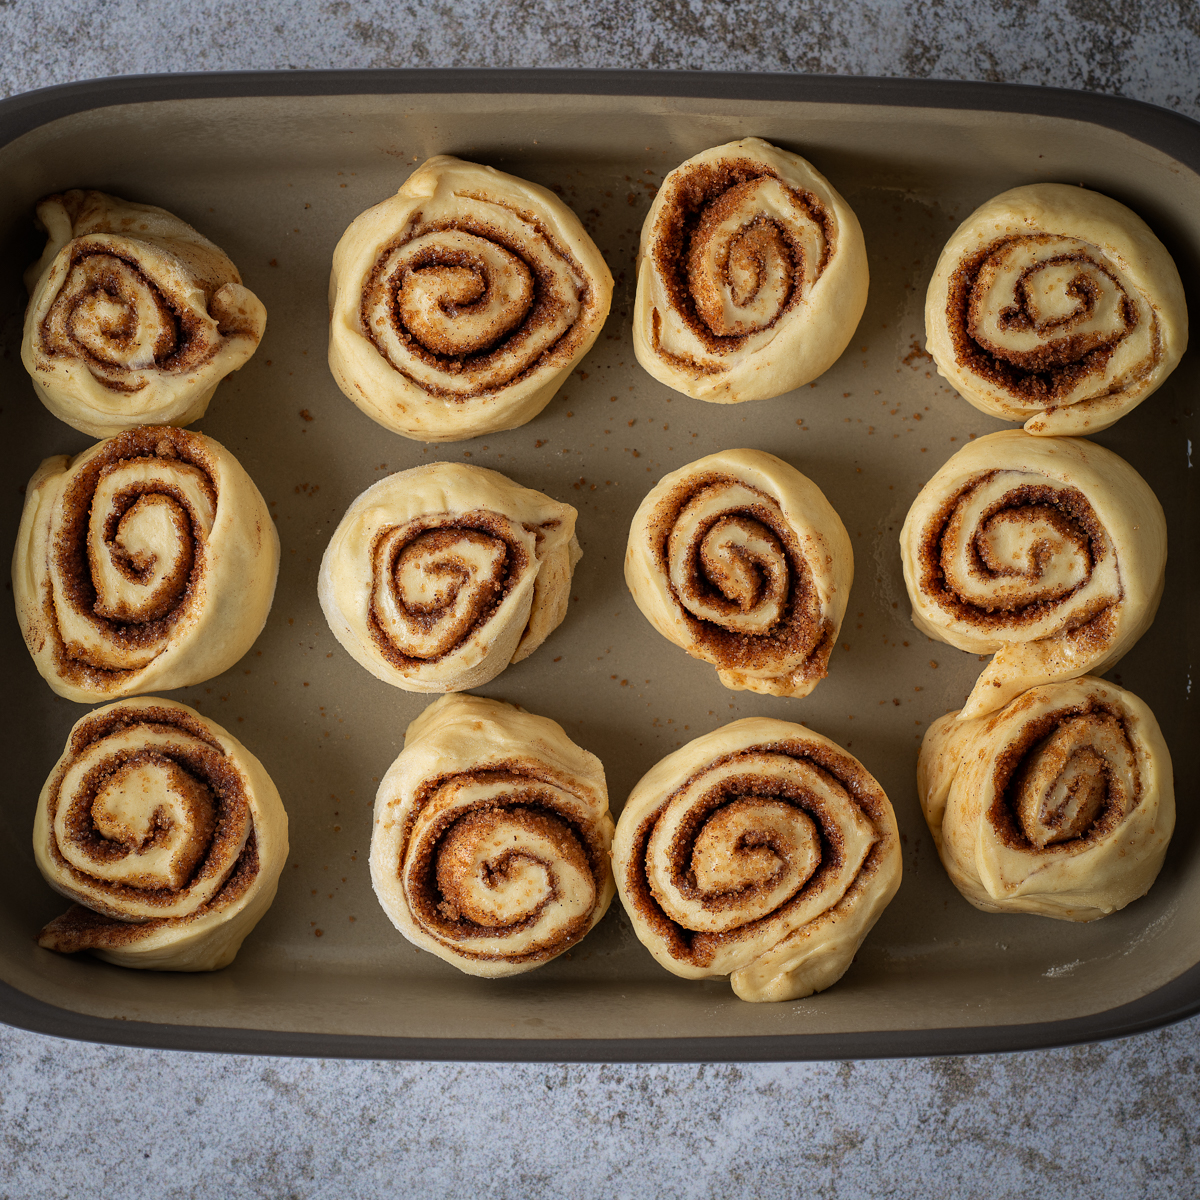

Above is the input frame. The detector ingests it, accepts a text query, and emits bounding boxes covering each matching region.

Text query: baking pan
[0,69,1196,1061]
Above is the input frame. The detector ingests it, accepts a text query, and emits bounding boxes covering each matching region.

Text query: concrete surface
[1,2,1198,1197]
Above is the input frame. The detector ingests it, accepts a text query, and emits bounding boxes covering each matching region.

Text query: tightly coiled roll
[633,137,868,403]
[613,718,901,1002]
[13,425,279,703]
[319,463,581,693]
[918,677,1173,921]
[34,698,289,970]
[370,694,614,976]
[900,431,1165,720]
[21,190,267,437]
[625,449,852,697]
[328,155,613,442]
[925,183,1187,435]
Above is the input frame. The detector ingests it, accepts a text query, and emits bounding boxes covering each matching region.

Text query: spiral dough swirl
[613,718,901,1002]
[371,694,614,977]
[633,137,868,403]
[926,184,1187,435]
[13,425,279,703]
[329,156,613,442]
[918,677,1173,921]
[22,190,267,437]
[33,698,289,970]
[625,449,852,697]
[900,431,1165,719]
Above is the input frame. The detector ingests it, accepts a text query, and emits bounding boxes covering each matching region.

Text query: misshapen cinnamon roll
[22,190,267,437]
[13,426,279,703]
[370,694,614,976]
[926,184,1187,435]
[613,718,901,1002]
[625,449,852,697]
[319,463,580,693]
[328,156,613,442]
[34,698,289,970]
[633,138,868,403]
[918,677,1173,921]
[900,431,1165,720]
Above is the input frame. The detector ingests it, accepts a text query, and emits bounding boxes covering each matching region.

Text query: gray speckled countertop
[3,3,1199,1197]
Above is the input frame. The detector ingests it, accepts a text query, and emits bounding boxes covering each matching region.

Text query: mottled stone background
[2,2,1199,1197]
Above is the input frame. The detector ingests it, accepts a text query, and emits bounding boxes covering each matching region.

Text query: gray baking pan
[0,69,1196,1060]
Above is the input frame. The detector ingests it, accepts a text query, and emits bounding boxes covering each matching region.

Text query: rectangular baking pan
[0,69,1196,1061]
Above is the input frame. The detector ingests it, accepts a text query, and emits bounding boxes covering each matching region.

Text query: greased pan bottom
[0,71,1196,1058]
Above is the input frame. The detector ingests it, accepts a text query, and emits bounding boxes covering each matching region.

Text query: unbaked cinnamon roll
[926,183,1187,435]
[13,425,279,703]
[625,449,851,697]
[900,431,1165,720]
[918,676,1173,921]
[319,462,580,693]
[328,155,613,442]
[613,718,901,1002]
[371,694,614,976]
[21,190,267,437]
[633,137,868,403]
[34,697,288,970]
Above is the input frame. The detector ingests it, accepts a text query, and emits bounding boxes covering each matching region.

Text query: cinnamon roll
[34,698,289,970]
[632,137,868,403]
[21,190,267,437]
[900,431,1165,720]
[625,449,852,697]
[613,718,901,1002]
[918,677,1173,921]
[370,694,614,976]
[328,155,613,442]
[319,462,580,693]
[13,425,279,703]
[926,183,1187,435]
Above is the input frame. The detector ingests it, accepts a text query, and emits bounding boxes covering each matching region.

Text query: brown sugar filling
[987,699,1141,852]
[650,157,832,359]
[945,237,1144,406]
[362,207,593,400]
[366,510,529,668]
[626,742,889,969]
[402,768,608,964]
[47,427,217,689]
[648,472,834,682]
[917,476,1116,631]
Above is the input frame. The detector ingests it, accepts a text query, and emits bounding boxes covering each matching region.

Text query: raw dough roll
[613,718,901,1002]
[319,462,581,693]
[624,449,852,697]
[925,183,1187,435]
[633,137,868,403]
[900,431,1165,720]
[370,694,615,977]
[34,698,289,970]
[21,190,267,437]
[13,425,279,703]
[328,155,613,442]
[918,677,1173,921]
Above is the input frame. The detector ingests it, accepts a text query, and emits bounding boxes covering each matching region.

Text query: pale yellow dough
[925,183,1187,435]
[900,430,1165,720]
[370,694,615,977]
[918,677,1173,921]
[33,697,289,970]
[13,425,279,703]
[612,718,901,1002]
[319,462,581,693]
[22,190,267,437]
[624,448,852,697]
[633,137,868,403]
[328,155,613,442]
